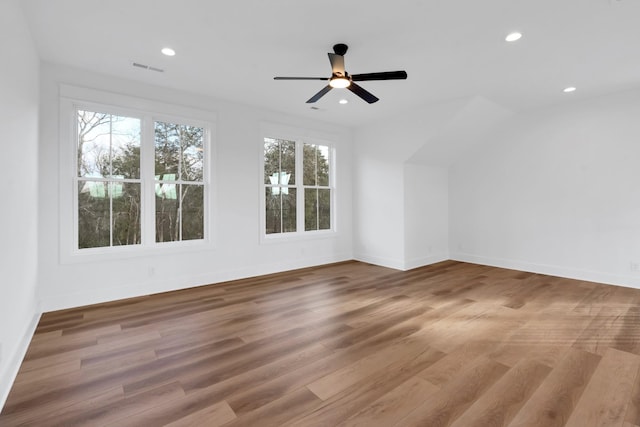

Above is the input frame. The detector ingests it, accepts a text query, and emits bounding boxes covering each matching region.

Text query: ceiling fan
[274,43,408,104]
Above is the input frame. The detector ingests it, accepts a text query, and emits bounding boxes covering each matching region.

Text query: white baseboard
[354,253,450,271]
[0,308,41,411]
[403,254,450,270]
[40,252,353,312]
[451,252,640,289]
[353,253,406,270]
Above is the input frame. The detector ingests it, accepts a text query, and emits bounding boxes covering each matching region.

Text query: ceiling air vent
[132,62,164,73]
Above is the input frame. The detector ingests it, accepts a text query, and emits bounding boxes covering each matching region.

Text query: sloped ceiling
[20,0,640,127]
[407,97,515,166]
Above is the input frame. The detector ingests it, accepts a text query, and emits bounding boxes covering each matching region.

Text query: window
[264,138,297,234]
[154,121,205,242]
[303,144,331,231]
[77,111,142,248]
[263,136,333,237]
[72,104,209,251]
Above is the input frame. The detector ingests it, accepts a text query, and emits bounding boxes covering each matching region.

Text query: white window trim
[259,123,337,244]
[59,85,217,264]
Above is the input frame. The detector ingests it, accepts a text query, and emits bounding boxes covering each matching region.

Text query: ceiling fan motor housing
[333,43,348,56]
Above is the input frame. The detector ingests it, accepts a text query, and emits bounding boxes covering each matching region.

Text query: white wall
[38,63,353,311]
[353,103,438,269]
[450,89,640,288]
[352,97,510,270]
[0,0,41,407]
[352,157,405,269]
[404,164,449,269]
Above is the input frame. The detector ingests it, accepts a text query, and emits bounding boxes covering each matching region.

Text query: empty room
[2,0,640,425]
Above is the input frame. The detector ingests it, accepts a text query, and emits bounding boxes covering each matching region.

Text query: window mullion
[316,188,320,231]
[142,116,156,245]
[178,125,183,241]
[315,148,319,230]
[109,116,114,247]
[279,193,283,233]
[179,183,183,241]
[296,140,303,233]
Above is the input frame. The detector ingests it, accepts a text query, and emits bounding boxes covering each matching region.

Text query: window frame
[59,85,216,263]
[259,125,336,243]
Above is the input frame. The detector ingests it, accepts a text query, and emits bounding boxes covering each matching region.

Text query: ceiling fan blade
[274,77,329,80]
[351,71,408,81]
[328,53,345,76]
[347,82,379,104]
[306,85,333,103]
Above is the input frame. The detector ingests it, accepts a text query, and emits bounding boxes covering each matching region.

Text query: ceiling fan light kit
[274,43,407,104]
[329,77,351,88]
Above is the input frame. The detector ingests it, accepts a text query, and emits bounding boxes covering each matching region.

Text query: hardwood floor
[2,260,640,426]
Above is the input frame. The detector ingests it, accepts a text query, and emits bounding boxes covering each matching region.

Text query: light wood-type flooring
[3,260,640,426]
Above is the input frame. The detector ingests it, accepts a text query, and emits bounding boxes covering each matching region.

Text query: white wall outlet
[630,262,640,272]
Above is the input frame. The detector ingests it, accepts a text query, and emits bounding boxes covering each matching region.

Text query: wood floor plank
[224,387,322,427]
[338,376,439,427]
[394,357,510,427]
[614,305,640,356]
[161,400,236,427]
[108,343,333,427]
[3,260,640,426]
[507,347,602,427]
[450,358,552,427]
[222,324,428,417]
[12,358,81,385]
[55,381,185,426]
[306,336,431,401]
[565,347,640,427]
[0,385,125,426]
[285,346,446,426]
[572,305,630,356]
[488,308,594,369]
[417,341,489,386]
[625,363,640,425]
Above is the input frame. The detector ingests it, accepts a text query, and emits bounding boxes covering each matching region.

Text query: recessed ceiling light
[563,86,577,93]
[339,99,348,105]
[161,47,176,57]
[505,32,522,42]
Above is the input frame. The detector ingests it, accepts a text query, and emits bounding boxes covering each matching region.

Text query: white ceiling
[20,0,640,127]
